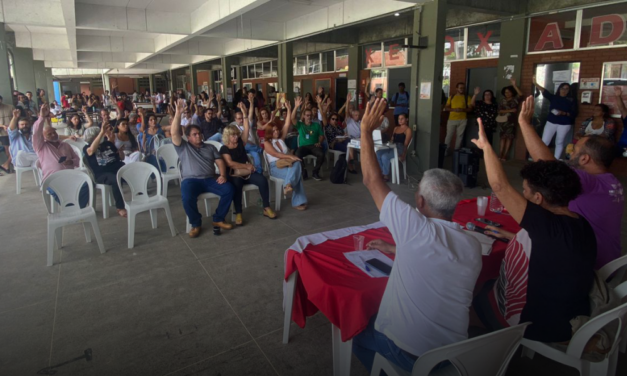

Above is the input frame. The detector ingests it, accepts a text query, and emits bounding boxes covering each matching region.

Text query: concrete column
[497,18,528,161]
[209,70,216,93]
[103,73,111,93]
[190,64,198,95]
[347,45,361,105]
[168,69,174,93]
[411,0,447,172]
[46,68,55,103]
[221,57,236,105]
[0,23,14,102]
[33,61,47,100]
[13,47,36,93]
[277,42,294,100]
[235,66,242,92]
[149,74,155,94]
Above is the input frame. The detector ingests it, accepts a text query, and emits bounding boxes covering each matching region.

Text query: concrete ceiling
[0,0,421,76]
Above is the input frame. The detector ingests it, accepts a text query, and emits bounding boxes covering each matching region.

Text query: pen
[364,264,371,272]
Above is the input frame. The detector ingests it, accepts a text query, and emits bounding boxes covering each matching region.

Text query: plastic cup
[477,196,488,217]
[353,235,365,251]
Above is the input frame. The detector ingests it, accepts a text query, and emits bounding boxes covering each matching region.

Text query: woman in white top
[112,119,141,164]
[576,103,615,141]
[263,101,307,210]
[63,107,93,138]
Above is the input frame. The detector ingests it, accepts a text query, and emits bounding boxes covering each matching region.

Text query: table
[283,198,520,376]
[345,142,399,184]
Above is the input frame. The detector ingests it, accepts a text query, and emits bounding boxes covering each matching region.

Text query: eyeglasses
[330,117,338,121]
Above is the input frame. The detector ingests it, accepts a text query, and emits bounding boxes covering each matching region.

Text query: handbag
[276,159,294,169]
[229,165,251,179]
[496,114,509,123]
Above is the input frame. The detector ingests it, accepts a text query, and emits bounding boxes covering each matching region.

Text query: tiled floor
[0,157,625,376]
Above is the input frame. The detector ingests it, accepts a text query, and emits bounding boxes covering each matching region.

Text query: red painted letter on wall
[534,22,564,51]
[389,44,401,61]
[444,36,455,56]
[589,14,626,46]
[475,31,493,54]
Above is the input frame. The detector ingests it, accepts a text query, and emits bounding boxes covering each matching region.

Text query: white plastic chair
[391,137,413,183]
[263,151,284,211]
[41,169,106,266]
[326,149,345,170]
[371,323,530,376]
[521,294,627,376]
[117,162,177,249]
[15,165,39,194]
[598,254,627,289]
[80,152,114,219]
[155,144,180,197]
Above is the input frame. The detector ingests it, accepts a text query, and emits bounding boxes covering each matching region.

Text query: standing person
[471,87,498,148]
[353,98,482,373]
[83,126,127,217]
[0,95,15,174]
[102,90,111,110]
[291,96,325,181]
[7,108,38,168]
[390,83,410,125]
[575,104,615,141]
[230,94,263,172]
[533,75,577,159]
[199,93,224,142]
[220,104,277,226]
[376,113,412,182]
[37,89,47,108]
[25,91,39,115]
[170,99,234,238]
[471,103,596,343]
[613,86,627,155]
[444,82,472,154]
[61,93,70,110]
[264,102,308,210]
[496,79,523,160]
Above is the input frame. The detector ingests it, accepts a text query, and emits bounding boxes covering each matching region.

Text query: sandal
[263,208,277,219]
[283,185,293,197]
[0,165,10,174]
[117,209,128,218]
[294,204,308,211]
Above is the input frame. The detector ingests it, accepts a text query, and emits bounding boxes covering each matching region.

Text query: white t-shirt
[346,118,361,139]
[376,192,482,357]
[266,139,287,163]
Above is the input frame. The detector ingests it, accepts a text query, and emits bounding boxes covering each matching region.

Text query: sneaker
[302,169,308,180]
[312,172,322,181]
[189,226,202,238]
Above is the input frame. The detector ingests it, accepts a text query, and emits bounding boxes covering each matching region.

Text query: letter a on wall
[534,22,564,51]
[589,14,626,46]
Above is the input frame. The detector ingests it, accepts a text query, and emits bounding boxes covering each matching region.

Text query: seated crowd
[1,84,625,374]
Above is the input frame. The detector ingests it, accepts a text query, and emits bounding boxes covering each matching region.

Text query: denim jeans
[208,133,223,142]
[244,143,263,172]
[376,144,404,177]
[181,177,234,226]
[48,182,90,209]
[145,154,167,176]
[352,317,417,374]
[296,145,324,174]
[269,161,307,207]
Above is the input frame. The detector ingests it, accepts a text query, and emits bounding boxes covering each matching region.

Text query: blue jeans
[145,155,167,175]
[269,161,307,207]
[208,133,222,142]
[181,177,234,226]
[244,143,263,172]
[227,172,270,213]
[353,317,417,374]
[376,144,404,177]
[47,183,90,209]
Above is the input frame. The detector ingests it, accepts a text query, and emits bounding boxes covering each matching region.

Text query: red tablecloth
[284,198,521,342]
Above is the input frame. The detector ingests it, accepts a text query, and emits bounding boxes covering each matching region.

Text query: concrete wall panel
[127,8,147,32]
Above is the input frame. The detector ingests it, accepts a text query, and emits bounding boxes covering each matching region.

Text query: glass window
[271,60,278,77]
[442,62,451,97]
[261,62,271,78]
[444,28,464,61]
[528,11,577,52]
[335,48,349,71]
[296,56,307,76]
[8,51,15,90]
[368,69,387,96]
[242,65,249,79]
[384,39,407,67]
[601,61,627,116]
[293,58,297,77]
[363,44,382,68]
[321,51,334,72]
[308,53,320,74]
[466,23,500,59]
[581,3,627,48]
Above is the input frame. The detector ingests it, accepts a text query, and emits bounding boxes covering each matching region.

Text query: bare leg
[498,138,506,160]
[1,149,11,170]
[502,139,513,160]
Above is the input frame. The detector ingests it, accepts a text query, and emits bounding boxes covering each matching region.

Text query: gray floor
[0,157,626,376]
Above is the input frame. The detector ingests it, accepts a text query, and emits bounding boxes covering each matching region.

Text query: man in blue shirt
[390,82,410,125]
[7,108,38,168]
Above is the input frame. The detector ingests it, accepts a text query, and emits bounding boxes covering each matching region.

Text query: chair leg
[149,209,158,229]
[89,217,106,254]
[127,211,136,249]
[243,191,248,208]
[55,227,63,249]
[283,271,298,344]
[102,189,110,219]
[32,169,40,187]
[83,222,92,243]
[521,346,535,359]
[47,225,56,266]
[332,324,353,376]
[275,182,282,212]
[162,178,168,197]
[370,353,387,376]
[186,216,191,234]
[163,205,177,237]
[204,199,210,217]
[582,358,609,376]
[16,169,22,194]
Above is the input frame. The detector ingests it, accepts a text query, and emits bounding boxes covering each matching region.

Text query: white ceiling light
[394,12,400,16]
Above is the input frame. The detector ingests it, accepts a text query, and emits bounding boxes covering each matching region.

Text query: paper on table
[344,250,394,278]
[464,230,496,256]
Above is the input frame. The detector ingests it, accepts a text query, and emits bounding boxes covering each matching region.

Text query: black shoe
[212,226,221,236]
[302,169,308,180]
[312,172,322,181]
[348,168,358,174]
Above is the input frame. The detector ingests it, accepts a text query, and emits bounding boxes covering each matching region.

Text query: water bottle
[257,198,263,215]
[489,191,504,213]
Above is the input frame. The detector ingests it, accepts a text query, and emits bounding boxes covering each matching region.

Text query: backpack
[330,158,347,184]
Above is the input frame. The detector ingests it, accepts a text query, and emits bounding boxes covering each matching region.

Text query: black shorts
[0,136,9,146]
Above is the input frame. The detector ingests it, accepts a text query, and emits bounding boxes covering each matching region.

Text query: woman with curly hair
[471,97,596,344]
[576,103,615,141]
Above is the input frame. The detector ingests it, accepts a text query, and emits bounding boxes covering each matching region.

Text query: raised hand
[12,109,20,118]
[285,100,292,110]
[474,87,481,96]
[175,98,186,114]
[510,78,517,86]
[294,96,303,109]
[614,86,623,97]
[216,93,222,102]
[470,118,490,150]
[360,98,387,134]
[518,96,534,126]
[40,103,50,118]
[346,91,352,102]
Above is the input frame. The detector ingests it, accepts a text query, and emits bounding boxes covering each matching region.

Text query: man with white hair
[352,98,482,373]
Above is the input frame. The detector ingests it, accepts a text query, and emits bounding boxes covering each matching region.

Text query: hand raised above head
[471,118,490,150]
[518,96,534,126]
[360,98,387,134]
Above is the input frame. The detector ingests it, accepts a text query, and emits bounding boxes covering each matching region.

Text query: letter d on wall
[589,14,626,46]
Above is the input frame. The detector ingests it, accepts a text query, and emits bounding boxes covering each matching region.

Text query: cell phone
[475,218,501,227]
[58,156,67,163]
[365,259,392,276]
